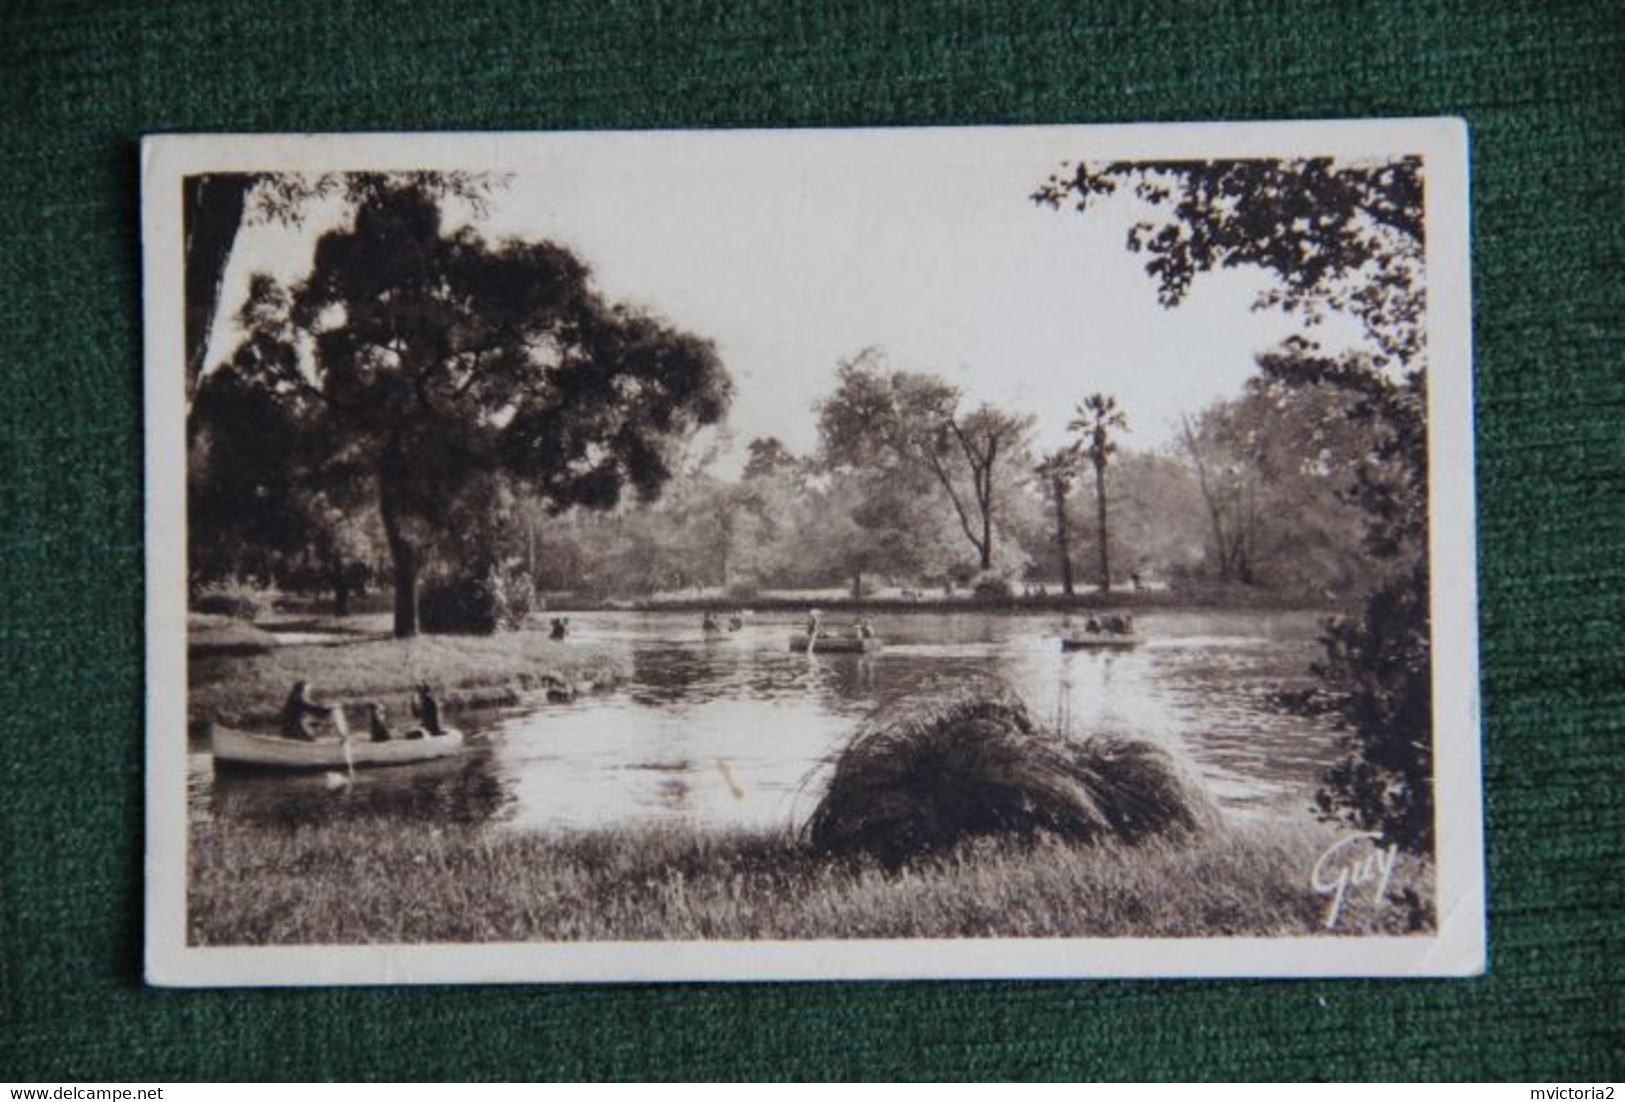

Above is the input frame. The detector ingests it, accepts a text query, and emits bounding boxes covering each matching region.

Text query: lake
[192,608,1346,832]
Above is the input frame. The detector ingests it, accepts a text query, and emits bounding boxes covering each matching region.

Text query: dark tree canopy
[188,368,309,583]
[208,182,730,635]
[184,170,504,401]
[1033,157,1425,370]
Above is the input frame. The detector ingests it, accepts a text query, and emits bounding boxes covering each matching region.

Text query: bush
[722,577,762,602]
[806,680,1217,867]
[1309,562,1434,855]
[501,568,538,628]
[187,614,278,657]
[970,573,1014,603]
[420,566,536,635]
[193,581,275,621]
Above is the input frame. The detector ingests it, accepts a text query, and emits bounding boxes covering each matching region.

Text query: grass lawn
[189,615,628,728]
[188,815,1434,944]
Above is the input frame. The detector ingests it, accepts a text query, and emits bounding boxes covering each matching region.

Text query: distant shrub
[501,568,538,628]
[187,614,278,657]
[193,582,275,621]
[419,576,491,635]
[723,577,762,602]
[806,680,1217,868]
[970,573,1014,603]
[420,566,535,635]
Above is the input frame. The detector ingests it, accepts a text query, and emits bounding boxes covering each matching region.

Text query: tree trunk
[391,543,419,637]
[1051,474,1074,597]
[1094,458,1111,593]
[1180,416,1232,581]
[184,174,255,403]
[331,564,351,617]
[978,450,997,572]
[377,468,420,638]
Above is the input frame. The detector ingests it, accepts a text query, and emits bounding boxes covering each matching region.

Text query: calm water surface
[192,609,1344,832]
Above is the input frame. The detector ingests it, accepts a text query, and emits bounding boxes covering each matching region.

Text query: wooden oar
[335,706,356,782]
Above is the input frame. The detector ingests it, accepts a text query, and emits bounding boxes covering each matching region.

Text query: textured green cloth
[1,0,1621,1082]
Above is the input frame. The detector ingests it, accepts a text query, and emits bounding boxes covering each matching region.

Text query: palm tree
[1035,448,1080,597]
[1068,394,1128,593]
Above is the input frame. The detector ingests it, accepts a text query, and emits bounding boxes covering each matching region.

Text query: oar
[335,705,356,783]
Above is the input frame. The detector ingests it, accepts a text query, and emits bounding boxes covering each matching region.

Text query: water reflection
[191,609,1341,833]
[193,748,514,828]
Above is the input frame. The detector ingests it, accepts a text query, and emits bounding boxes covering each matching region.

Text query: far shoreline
[539,590,1343,617]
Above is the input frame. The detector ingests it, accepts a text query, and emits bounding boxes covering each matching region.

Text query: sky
[207,132,1365,470]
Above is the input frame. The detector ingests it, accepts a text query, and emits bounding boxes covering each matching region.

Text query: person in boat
[412,683,445,737]
[855,617,876,640]
[728,614,743,632]
[702,612,721,632]
[549,616,569,640]
[1084,615,1102,635]
[367,702,393,743]
[280,680,336,742]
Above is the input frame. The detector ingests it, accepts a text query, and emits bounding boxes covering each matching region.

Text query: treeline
[193,346,1392,611]
[476,355,1390,606]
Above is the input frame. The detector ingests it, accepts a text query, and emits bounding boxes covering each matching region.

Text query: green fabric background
[1,0,1620,1082]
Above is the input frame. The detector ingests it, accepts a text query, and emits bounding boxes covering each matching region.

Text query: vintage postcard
[144,120,1483,985]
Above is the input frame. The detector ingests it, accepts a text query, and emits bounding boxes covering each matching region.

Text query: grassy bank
[189,618,628,728]
[189,816,1433,944]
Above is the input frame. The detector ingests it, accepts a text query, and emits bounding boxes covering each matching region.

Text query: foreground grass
[189,816,1434,944]
[189,621,628,728]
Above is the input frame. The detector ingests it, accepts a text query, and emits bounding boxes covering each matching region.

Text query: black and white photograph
[143,121,1481,984]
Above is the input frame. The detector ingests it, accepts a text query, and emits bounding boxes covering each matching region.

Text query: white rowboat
[210,725,466,771]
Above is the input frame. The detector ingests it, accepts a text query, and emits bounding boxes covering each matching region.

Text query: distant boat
[1061,633,1142,651]
[789,634,882,654]
[210,725,466,771]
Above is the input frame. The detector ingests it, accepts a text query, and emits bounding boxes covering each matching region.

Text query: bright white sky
[208,134,1365,470]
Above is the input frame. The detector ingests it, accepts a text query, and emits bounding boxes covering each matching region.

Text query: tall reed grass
[806,682,1217,866]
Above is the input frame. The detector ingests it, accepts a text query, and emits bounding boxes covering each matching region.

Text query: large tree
[1177,379,1385,594]
[817,352,1034,573]
[215,182,729,636]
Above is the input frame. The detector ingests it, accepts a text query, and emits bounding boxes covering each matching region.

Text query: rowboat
[1061,633,1142,651]
[210,725,466,771]
[789,634,882,654]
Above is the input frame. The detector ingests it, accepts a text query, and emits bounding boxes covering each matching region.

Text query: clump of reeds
[805,679,1218,867]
